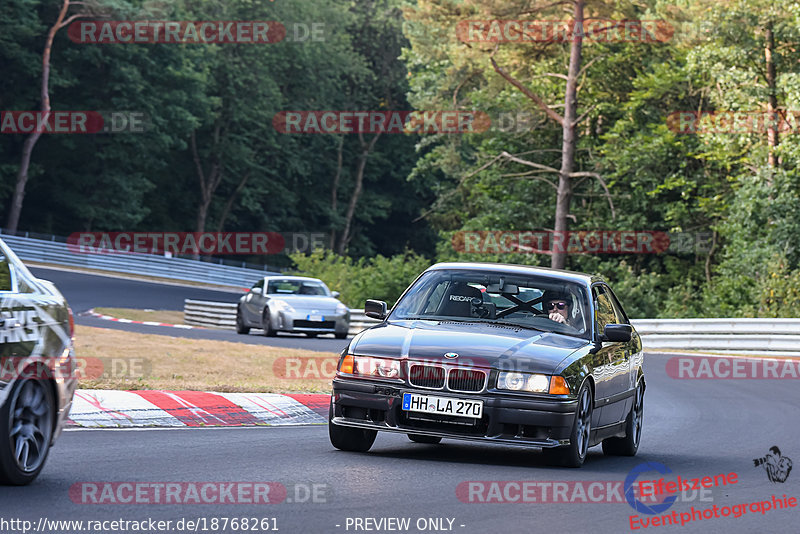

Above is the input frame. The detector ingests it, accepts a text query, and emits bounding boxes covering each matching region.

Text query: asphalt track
[1,355,797,533]
[30,267,350,353]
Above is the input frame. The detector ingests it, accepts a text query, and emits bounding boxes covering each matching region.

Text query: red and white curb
[85,309,200,330]
[67,390,330,428]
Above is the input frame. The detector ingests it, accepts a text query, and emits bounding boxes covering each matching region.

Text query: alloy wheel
[8,380,52,473]
[576,387,592,458]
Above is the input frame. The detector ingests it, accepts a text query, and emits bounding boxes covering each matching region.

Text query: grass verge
[74,325,336,393]
[94,307,185,325]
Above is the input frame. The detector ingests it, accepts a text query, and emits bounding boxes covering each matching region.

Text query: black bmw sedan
[329,262,645,467]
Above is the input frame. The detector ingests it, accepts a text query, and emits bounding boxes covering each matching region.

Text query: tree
[334,0,410,255]
[5,0,90,232]
[404,0,655,268]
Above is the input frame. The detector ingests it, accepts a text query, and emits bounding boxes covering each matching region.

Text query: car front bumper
[274,310,349,335]
[331,378,578,448]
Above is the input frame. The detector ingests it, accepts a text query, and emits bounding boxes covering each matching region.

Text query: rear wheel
[602,379,644,457]
[328,402,376,452]
[235,309,250,335]
[408,434,442,444]
[542,382,592,468]
[335,332,348,340]
[0,377,55,485]
[262,309,277,337]
[306,333,318,338]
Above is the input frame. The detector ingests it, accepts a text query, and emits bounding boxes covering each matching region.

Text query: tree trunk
[764,22,778,176]
[6,0,73,233]
[191,128,223,259]
[216,172,249,232]
[551,0,584,270]
[337,132,381,254]
[329,135,345,249]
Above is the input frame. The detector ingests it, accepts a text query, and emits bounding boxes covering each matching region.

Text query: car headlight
[271,300,295,313]
[497,372,552,393]
[338,355,401,379]
[336,303,348,315]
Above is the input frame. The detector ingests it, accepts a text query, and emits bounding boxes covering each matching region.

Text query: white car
[236,276,350,338]
[0,238,77,485]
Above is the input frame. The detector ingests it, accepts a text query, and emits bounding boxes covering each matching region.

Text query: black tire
[0,377,55,485]
[235,309,250,335]
[408,434,442,444]
[335,332,348,340]
[306,333,318,338]
[542,382,593,468]
[328,402,376,452]
[262,309,277,337]
[602,379,644,457]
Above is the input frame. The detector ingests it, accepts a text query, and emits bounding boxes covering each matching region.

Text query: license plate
[306,314,323,322]
[402,393,483,419]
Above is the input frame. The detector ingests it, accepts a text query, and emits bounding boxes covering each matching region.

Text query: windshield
[390,269,590,339]
[267,279,329,296]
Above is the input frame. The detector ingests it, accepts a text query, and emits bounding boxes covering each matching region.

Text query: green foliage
[4,0,800,319]
[1,0,434,262]
[289,249,430,309]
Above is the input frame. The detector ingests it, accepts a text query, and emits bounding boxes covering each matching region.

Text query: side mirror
[364,299,388,320]
[331,291,340,299]
[602,324,632,343]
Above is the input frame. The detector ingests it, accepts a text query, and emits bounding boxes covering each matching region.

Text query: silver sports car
[0,237,77,485]
[236,276,350,338]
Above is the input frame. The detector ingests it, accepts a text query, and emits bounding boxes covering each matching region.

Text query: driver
[542,290,580,328]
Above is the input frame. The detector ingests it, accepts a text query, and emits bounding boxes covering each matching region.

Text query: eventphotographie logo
[754,446,793,483]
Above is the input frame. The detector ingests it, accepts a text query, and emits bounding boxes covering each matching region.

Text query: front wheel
[0,377,55,485]
[602,379,644,457]
[542,382,592,468]
[235,309,250,335]
[262,309,277,337]
[335,332,348,340]
[328,402,376,452]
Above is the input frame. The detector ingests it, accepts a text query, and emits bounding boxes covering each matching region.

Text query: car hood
[268,295,343,311]
[351,320,588,375]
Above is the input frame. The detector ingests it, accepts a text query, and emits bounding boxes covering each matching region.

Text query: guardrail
[2,232,280,288]
[184,300,238,328]
[182,301,800,354]
[184,300,375,335]
[630,319,800,355]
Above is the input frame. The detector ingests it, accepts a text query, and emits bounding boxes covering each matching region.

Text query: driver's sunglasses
[548,301,568,310]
